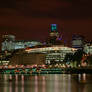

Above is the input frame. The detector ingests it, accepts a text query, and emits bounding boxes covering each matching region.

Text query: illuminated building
[25,45,77,64]
[47,24,63,45]
[84,42,92,54]
[2,35,15,51]
[72,35,85,49]
[50,24,59,37]
[2,35,15,41]
[14,40,42,50]
[1,35,42,51]
[9,45,77,65]
[8,24,77,65]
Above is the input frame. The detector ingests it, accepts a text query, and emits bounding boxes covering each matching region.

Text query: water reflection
[72,73,92,92]
[54,74,59,92]
[35,76,38,92]
[78,73,87,83]
[61,74,71,92]
[42,76,46,92]
[21,75,24,92]
[15,75,18,92]
[0,74,92,92]
[9,79,12,92]
[4,74,8,92]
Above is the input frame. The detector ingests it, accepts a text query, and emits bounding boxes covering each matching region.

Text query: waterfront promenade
[0,67,92,74]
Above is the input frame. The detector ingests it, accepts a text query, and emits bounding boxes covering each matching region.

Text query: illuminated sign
[51,24,57,32]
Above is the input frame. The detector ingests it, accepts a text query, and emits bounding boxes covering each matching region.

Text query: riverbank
[0,67,92,74]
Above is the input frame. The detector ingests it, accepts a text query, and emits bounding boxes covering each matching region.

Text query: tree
[72,49,85,66]
[63,53,73,63]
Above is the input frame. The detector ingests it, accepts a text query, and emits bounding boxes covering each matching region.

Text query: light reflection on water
[35,76,38,92]
[0,74,92,92]
[21,75,24,92]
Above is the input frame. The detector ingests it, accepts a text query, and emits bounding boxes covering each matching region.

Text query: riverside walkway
[0,67,92,74]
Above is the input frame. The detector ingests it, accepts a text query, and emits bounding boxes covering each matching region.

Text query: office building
[2,35,15,51]
[14,40,42,50]
[1,35,42,51]
[47,24,63,45]
[72,35,85,49]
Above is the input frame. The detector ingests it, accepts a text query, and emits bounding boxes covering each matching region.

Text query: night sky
[0,0,92,45]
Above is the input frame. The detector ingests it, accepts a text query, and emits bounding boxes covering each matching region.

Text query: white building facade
[84,43,92,54]
[2,40,42,51]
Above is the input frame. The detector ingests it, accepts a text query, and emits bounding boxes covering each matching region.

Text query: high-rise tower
[49,24,59,37]
[46,24,63,45]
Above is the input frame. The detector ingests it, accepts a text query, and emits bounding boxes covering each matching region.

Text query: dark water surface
[0,74,92,92]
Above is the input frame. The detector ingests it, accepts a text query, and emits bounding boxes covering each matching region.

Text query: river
[0,74,92,92]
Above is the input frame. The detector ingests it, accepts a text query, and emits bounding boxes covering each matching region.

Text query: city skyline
[0,1,92,91]
[0,0,92,45]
